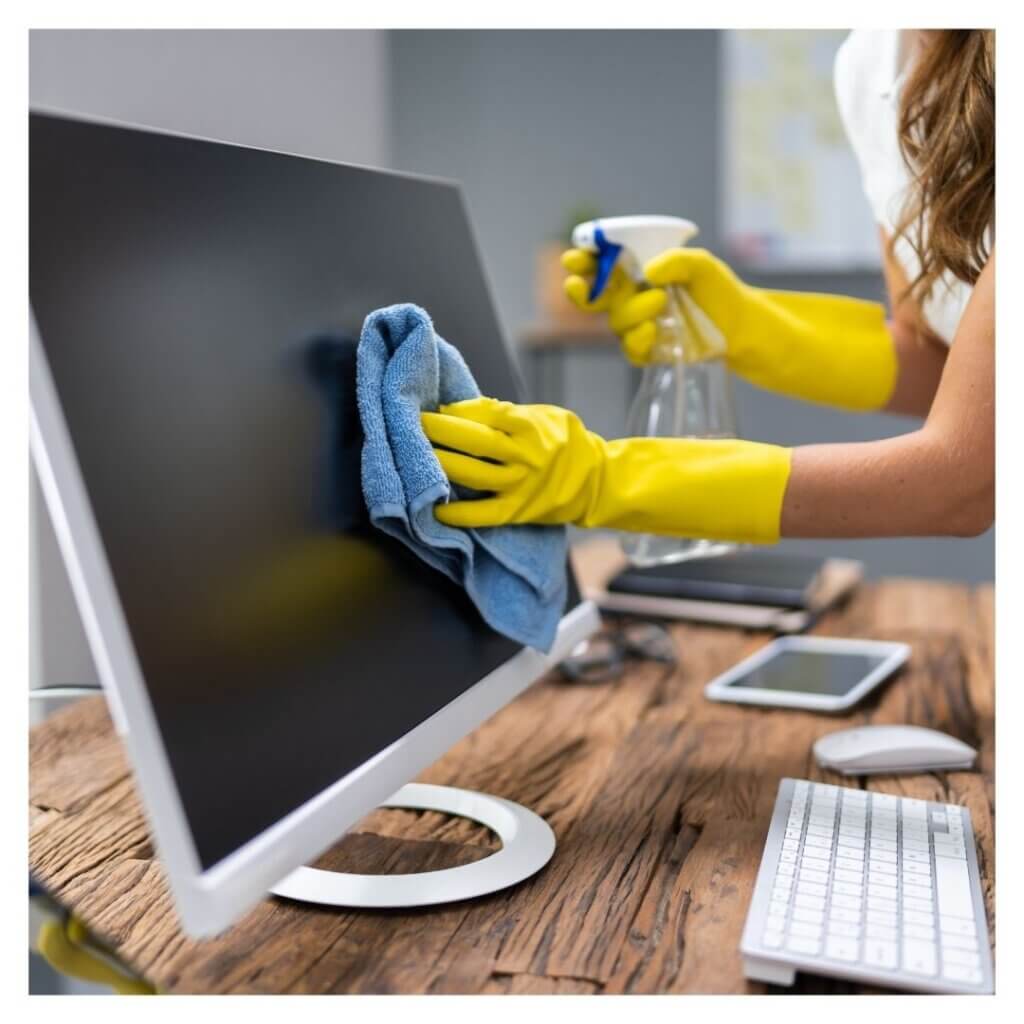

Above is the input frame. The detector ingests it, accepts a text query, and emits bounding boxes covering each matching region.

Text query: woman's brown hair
[892,30,994,304]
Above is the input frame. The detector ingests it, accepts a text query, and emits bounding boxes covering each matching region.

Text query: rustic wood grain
[28,540,995,994]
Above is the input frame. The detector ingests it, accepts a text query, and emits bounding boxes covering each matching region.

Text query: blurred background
[29,26,994,694]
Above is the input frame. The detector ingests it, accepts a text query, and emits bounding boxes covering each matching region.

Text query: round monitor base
[268,783,556,909]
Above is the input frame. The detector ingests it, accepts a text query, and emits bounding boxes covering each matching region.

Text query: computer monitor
[29,110,598,937]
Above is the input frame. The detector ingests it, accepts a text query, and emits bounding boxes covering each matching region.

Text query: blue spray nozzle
[588,226,622,302]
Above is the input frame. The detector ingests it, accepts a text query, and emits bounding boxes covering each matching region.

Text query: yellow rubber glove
[37,916,156,995]
[422,398,792,544]
[562,247,898,411]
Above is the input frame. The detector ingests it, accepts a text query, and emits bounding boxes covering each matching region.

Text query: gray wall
[389,29,993,582]
[30,29,390,165]
[29,29,393,696]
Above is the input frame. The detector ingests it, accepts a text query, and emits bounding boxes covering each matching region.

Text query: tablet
[704,636,910,712]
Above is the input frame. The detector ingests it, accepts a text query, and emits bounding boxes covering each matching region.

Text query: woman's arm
[878,227,950,417]
[781,250,994,538]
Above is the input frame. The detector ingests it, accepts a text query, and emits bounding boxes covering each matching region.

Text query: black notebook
[607,551,828,610]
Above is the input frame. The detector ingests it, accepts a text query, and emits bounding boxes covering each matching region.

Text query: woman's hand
[563,245,899,411]
[420,398,606,527]
[421,397,792,543]
[562,246,746,364]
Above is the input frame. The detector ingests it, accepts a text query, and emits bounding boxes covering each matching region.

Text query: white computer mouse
[813,724,977,776]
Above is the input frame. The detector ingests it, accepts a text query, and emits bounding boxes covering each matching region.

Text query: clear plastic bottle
[619,284,741,567]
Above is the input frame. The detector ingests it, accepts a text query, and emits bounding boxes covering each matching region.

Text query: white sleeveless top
[833,29,972,345]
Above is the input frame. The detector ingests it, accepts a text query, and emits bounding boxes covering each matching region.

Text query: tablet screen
[727,649,889,697]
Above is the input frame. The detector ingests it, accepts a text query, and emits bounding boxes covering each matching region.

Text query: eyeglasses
[558,618,678,684]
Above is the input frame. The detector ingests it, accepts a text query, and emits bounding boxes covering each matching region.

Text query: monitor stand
[269,783,555,909]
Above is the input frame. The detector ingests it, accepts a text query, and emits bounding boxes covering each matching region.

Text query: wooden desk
[29,542,994,994]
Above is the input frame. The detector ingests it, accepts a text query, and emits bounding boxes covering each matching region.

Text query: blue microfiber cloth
[356,303,568,652]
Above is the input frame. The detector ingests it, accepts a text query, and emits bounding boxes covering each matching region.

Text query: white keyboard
[741,779,993,993]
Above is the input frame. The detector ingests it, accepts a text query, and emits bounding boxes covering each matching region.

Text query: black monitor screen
[30,112,578,869]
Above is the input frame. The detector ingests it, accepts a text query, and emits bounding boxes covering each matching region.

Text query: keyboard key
[941,932,978,952]
[792,907,824,925]
[904,924,935,941]
[825,936,859,962]
[834,869,863,885]
[829,906,861,923]
[831,895,862,911]
[903,839,930,854]
[865,922,897,941]
[903,896,935,913]
[867,909,897,927]
[835,858,863,874]
[797,880,827,898]
[868,895,897,912]
[789,921,822,939]
[782,839,799,853]
[869,860,897,876]
[904,861,932,876]
[903,849,930,864]
[942,948,981,968]
[826,919,860,938]
[935,857,975,920]
[786,935,821,955]
[902,940,938,976]
[940,916,977,938]
[903,909,934,927]
[776,861,795,877]
[765,914,786,932]
[869,848,897,863]
[806,824,833,838]
[802,850,831,866]
[794,894,825,911]
[870,838,897,853]
[863,940,898,970]
[869,869,897,885]
[785,827,802,840]
[799,868,829,886]
[762,929,784,949]
[771,887,792,904]
[869,877,897,893]
[838,835,866,851]
[779,851,797,864]
[942,963,983,985]
[804,835,832,849]
[832,881,862,898]
[904,883,933,901]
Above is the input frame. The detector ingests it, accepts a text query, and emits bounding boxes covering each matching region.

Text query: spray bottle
[572,215,740,566]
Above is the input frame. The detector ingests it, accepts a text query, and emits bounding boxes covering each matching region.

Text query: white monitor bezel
[30,310,598,938]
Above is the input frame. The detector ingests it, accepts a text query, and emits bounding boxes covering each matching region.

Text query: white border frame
[28,110,600,937]
[703,635,911,712]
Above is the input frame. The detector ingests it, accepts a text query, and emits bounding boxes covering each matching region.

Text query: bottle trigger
[589,226,622,302]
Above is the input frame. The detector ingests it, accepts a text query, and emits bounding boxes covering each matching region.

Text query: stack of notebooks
[575,541,863,633]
